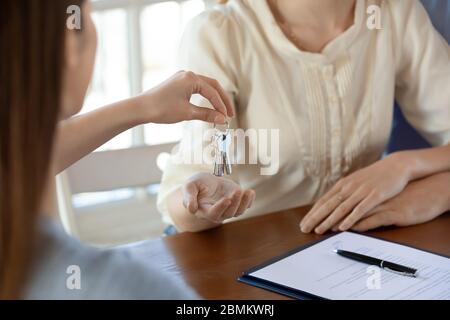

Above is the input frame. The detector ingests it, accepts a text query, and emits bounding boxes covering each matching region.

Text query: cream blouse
[157,0,450,225]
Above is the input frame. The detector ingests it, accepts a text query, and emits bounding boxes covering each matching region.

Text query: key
[212,124,232,177]
[213,133,228,177]
[219,132,232,175]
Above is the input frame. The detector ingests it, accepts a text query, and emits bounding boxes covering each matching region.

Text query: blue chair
[386,0,450,153]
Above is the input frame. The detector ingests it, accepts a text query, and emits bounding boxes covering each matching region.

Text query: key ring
[212,120,232,177]
[213,121,230,134]
[212,121,230,148]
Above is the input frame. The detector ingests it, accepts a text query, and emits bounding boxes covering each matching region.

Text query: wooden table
[132,207,450,299]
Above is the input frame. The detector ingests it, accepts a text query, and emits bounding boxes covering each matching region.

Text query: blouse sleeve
[157,8,241,224]
[390,0,450,146]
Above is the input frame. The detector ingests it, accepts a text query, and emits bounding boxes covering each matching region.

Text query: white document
[250,232,450,300]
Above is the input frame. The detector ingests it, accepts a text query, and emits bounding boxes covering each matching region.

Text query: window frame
[91,0,212,148]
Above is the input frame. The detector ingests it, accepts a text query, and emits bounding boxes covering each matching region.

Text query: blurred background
[53,0,450,247]
[57,0,215,246]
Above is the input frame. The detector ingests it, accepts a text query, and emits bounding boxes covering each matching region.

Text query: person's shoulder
[384,0,425,20]
[383,0,434,38]
[184,1,248,42]
[25,220,198,300]
[87,249,199,300]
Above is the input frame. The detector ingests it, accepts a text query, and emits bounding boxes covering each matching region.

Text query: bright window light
[83,8,132,151]
[142,0,205,146]
[83,0,207,150]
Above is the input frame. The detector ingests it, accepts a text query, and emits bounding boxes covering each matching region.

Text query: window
[83,8,131,150]
[71,0,210,209]
[87,0,208,151]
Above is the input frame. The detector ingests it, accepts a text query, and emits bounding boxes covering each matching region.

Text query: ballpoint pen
[334,249,418,278]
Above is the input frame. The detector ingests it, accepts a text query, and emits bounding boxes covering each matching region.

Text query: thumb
[182,182,199,214]
[188,104,226,124]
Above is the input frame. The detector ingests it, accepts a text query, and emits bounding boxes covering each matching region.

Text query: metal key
[212,124,232,177]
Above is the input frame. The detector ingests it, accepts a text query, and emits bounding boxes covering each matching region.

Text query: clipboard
[238,232,450,300]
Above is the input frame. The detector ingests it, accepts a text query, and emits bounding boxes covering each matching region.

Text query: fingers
[221,190,244,220]
[191,76,229,119]
[197,75,234,117]
[235,190,255,217]
[308,181,343,213]
[352,211,393,232]
[247,190,255,209]
[331,205,378,232]
[203,189,254,223]
[182,182,199,214]
[189,104,226,124]
[207,198,232,223]
[300,181,345,232]
[332,203,383,232]
[314,189,367,234]
[338,191,381,231]
[219,189,255,221]
[300,188,346,233]
[332,219,344,232]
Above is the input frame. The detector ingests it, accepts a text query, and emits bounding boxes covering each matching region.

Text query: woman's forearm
[417,171,450,214]
[54,70,234,174]
[54,97,143,173]
[393,144,450,182]
[443,172,450,212]
[167,188,222,233]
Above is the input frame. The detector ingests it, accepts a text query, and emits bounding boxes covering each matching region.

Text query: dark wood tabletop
[131,207,450,300]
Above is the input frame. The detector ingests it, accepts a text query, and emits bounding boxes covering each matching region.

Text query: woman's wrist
[389,146,450,183]
[443,172,450,212]
[416,171,450,213]
[386,151,417,182]
[98,97,146,132]
[387,149,437,182]
[428,171,450,213]
[118,95,153,127]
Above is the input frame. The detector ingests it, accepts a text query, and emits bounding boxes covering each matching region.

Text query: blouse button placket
[323,64,343,178]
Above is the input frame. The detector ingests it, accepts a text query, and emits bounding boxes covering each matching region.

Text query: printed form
[250,232,450,300]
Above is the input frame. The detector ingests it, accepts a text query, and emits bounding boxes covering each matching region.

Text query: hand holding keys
[181,123,256,225]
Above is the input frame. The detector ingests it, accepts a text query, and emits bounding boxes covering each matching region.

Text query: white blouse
[157,0,450,225]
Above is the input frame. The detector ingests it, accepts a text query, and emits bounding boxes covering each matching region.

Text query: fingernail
[315,228,322,235]
[214,115,226,124]
[339,224,348,231]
